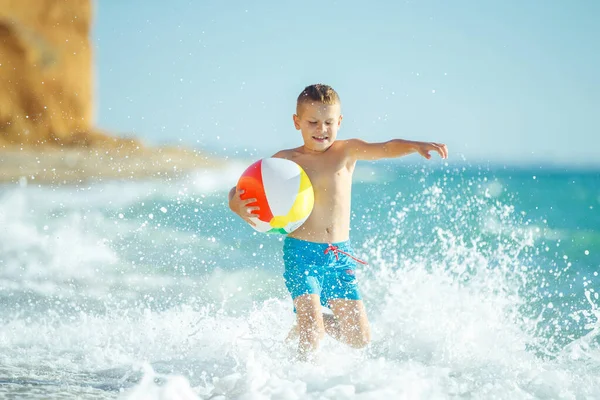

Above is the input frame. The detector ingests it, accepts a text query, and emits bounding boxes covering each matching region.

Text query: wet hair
[296,84,340,111]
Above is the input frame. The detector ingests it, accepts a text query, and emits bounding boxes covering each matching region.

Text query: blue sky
[92,0,599,166]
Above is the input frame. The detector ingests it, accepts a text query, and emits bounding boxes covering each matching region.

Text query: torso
[274,141,356,243]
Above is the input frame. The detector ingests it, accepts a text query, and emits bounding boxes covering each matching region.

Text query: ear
[338,114,343,127]
[293,114,301,130]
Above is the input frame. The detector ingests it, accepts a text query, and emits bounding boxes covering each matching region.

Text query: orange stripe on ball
[236,159,273,222]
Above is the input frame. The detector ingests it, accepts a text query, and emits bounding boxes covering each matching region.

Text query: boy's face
[293,102,342,152]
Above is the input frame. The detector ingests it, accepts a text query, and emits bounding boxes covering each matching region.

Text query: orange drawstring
[324,244,368,265]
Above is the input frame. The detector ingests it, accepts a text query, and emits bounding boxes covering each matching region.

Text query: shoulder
[337,138,368,148]
[333,139,365,158]
[271,148,297,160]
[329,140,362,170]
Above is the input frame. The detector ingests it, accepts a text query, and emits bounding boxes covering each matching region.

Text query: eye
[325,121,333,125]
[309,121,317,125]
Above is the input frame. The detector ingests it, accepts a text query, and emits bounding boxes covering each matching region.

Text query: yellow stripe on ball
[287,169,314,221]
[270,215,289,229]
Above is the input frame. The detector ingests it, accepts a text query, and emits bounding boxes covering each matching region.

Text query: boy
[228,84,448,361]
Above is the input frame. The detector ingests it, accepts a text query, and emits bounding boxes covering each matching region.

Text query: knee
[350,329,371,349]
[299,312,325,340]
[300,322,325,340]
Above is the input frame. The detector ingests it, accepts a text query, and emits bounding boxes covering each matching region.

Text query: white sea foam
[1,168,600,399]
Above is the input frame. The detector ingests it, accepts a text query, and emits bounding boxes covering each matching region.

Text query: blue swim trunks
[282,237,365,309]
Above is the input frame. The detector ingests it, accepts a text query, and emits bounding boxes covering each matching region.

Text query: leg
[327,299,371,348]
[322,313,342,340]
[294,294,325,361]
[286,312,341,342]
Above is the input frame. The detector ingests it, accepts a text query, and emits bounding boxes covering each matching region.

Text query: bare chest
[289,153,352,196]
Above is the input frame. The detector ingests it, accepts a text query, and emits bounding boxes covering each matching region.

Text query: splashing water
[0,163,599,399]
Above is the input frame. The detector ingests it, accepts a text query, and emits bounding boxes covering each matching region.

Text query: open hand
[229,188,260,226]
[416,142,448,160]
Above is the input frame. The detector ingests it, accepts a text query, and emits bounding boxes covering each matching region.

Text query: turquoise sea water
[0,160,599,399]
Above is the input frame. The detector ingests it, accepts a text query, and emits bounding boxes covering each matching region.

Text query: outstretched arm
[346,138,448,161]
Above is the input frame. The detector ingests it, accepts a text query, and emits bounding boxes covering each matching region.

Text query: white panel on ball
[261,158,301,217]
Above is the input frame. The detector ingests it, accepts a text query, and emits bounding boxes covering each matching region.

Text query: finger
[432,144,445,159]
[243,198,258,205]
[247,206,260,212]
[436,143,448,159]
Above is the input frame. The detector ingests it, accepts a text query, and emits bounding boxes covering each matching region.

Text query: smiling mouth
[312,136,328,142]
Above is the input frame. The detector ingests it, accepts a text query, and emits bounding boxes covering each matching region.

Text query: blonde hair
[296,84,340,110]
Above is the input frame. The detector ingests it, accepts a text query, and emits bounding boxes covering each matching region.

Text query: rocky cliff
[0,0,219,184]
[0,0,133,147]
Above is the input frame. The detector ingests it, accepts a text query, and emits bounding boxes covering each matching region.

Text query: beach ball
[236,158,314,234]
